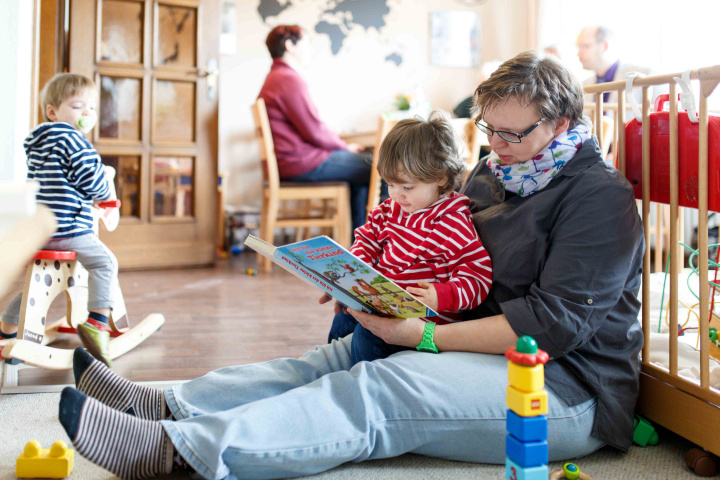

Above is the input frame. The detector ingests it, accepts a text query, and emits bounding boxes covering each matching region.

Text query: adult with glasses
[57,51,644,480]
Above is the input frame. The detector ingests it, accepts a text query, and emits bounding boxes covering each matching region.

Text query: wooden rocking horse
[0,167,165,393]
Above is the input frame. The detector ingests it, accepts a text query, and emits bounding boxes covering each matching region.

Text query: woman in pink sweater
[257,25,372,231]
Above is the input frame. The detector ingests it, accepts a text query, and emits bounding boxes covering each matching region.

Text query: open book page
[244,235,372,313]
[245,235,437,318]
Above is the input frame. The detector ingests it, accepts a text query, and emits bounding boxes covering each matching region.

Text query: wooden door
[68,0,219,269]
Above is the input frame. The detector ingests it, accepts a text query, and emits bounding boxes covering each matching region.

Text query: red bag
[624,94,720,212]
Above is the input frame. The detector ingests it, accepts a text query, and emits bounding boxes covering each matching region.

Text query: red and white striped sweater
[351,191,492,324]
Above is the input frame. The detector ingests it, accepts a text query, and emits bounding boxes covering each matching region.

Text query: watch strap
[416,321,438,353]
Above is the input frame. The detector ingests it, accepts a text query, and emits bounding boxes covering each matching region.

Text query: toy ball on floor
[245,268,257,276]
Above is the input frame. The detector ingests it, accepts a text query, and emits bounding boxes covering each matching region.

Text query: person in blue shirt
[1,73,117,366]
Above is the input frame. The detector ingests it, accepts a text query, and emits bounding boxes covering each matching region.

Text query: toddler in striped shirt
[1,73,117,367]
[324,110,493,364]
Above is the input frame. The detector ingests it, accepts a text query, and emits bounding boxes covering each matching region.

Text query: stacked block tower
[505,335,549,480]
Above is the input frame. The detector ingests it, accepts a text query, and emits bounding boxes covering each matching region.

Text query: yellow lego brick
[508,362,544,392]
[16,440,74,479]
[506,385,548,416]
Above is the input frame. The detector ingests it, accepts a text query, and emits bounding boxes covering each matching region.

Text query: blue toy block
[506,434,548,468]
[505,458,549,480]
[506,410,547,442]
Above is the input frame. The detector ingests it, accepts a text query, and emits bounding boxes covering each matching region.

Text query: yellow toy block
[507,385,548,416]
[16,440,74,479]
[508,362,545,392]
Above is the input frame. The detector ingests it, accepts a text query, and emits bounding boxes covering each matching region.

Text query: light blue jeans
[162,335,603,480]
[1,234,118,324]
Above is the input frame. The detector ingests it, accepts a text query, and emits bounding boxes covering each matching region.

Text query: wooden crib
[584,65,720,457]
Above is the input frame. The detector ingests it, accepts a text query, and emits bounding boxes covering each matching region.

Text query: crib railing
[584,67,720,452]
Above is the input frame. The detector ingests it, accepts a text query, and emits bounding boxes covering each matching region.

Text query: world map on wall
[258,0,403,65]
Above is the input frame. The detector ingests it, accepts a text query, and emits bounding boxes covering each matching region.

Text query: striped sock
[87,311,111,331]
[59,387,174,479]
[73,347,168,420]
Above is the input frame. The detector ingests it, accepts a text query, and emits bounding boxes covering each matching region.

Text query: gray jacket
[461,138,644,452]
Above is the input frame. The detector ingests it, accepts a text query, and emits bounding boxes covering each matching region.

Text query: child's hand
[406,282,439,312]
[318,293,345,314]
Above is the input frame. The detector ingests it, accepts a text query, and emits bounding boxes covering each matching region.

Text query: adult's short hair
[474,50,585,129]
[40,73,96,122]
[265,25,303,59]
[593,25,615,44]
[378,110,465,195]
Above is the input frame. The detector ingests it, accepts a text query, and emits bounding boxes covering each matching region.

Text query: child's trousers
[1,233,118,324]
[329,311,413,365]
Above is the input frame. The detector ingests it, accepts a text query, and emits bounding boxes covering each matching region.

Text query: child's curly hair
[378,110,466,195]
[40,73,96,122]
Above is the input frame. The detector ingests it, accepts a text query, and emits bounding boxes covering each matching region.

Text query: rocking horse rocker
[0,167,165,393]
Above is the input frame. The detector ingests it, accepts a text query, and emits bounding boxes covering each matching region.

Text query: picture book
[244,235,438,318]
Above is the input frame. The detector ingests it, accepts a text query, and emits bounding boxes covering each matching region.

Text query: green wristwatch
[416,321,438,353]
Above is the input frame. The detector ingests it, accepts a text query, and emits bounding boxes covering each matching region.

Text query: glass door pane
[156,3,197,67]
[154,80,195,142]
[102,155,141,218]
[99,0,143,64]
[153,156,194,217]
[99,76,142,140]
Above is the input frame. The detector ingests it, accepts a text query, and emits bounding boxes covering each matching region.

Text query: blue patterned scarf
[486,123,591,197]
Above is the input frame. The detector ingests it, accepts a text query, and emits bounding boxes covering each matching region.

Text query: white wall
[219,0,531,209]
[0,0,34,184]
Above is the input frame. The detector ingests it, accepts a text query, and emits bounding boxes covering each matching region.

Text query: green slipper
[77,323,112,367]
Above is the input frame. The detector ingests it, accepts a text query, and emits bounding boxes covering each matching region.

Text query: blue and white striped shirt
[25,122,110,238]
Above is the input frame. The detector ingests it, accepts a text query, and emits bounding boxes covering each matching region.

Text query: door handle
[198,58,218,100]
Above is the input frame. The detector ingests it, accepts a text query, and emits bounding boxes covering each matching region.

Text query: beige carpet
[0,392,704,479]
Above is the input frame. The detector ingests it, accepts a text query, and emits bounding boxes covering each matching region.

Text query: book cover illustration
[277,236,437,318]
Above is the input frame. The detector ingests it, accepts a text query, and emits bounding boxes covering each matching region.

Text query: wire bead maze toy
[655,242,720,351]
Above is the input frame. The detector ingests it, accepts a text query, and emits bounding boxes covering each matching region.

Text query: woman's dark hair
[474,50,585,129]
[378,110,465,195]
[265,25,303,59]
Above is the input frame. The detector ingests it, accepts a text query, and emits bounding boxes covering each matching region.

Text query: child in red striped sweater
[322,110,493,364]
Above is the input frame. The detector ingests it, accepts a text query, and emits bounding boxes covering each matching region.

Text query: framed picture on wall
[429,11,480,68]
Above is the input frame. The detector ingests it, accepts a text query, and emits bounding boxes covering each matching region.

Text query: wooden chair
[451,117,484,174]
[366,115,486,214]
[366,115,397,214]
[251,98,352,273]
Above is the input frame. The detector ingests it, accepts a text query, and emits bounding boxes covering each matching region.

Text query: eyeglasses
[577,41,600,51]
[474,118,545,144]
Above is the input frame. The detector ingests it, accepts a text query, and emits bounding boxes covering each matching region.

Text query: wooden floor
[11,252,334,387]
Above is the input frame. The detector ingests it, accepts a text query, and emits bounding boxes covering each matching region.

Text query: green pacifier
[76,115,96,131]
